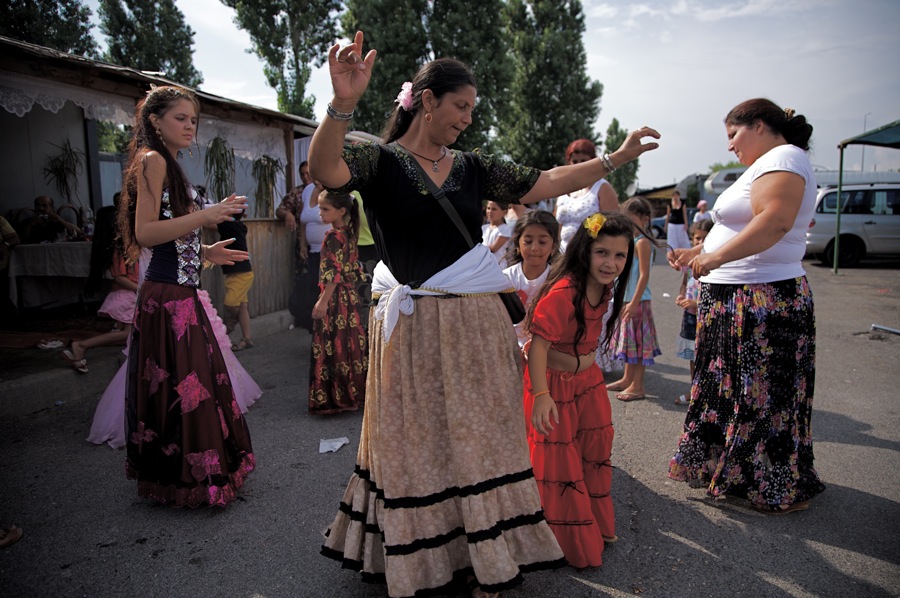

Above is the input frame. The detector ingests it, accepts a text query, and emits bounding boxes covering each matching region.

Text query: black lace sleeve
[326,143,381,195]
[474,150,541,205]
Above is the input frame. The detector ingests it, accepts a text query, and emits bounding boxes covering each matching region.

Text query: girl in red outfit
[524,212,635,568]
[309,191,368,414]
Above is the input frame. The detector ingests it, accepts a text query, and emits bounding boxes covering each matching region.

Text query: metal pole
[834,147,844,275]
[861,113,871,172]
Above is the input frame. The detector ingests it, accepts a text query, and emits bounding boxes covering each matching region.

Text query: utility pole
[862,112,871,172]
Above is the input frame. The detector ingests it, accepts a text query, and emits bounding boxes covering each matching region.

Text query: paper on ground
[319,437,350,453]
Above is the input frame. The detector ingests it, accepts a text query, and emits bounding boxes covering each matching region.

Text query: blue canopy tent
[832,119,900,273]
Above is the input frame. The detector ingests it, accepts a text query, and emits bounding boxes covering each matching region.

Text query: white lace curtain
[0,72,290,164]
[0,72,135,126]
[200,118,286,163]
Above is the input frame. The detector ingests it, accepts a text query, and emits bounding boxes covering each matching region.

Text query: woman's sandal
[0,525,23,549]
[752,500,810,515]
[62,349,89,373]
[603,534,619,544]
[467,576,499,598]
[606,382,627,392]
[616,392,645,402]
[231,338,255,352]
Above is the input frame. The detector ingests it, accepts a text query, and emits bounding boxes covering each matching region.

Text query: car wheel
[651,226,665,239]
[822,237,864,267]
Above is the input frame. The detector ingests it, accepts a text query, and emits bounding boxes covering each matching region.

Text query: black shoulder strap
[386,142,474,249]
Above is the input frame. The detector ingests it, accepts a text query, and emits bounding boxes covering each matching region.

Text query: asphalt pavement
[1,255,898,597]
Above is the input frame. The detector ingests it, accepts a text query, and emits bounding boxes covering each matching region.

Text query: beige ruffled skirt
[322,294,564,597]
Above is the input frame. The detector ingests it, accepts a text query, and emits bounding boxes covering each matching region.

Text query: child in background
[482,200,512,266]
[674,218,715,404]
[502,210,561,353]
[524,212,635,568]
[309,192,368,414]
[607,196,662,402]
[63,204,136,374]
[218,209,255,351]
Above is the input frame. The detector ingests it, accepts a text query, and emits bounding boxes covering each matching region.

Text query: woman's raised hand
[204,194,248,226]
[611,126,661,166]
[328,31,377,106]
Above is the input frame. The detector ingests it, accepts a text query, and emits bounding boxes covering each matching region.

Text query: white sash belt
[372,244,511,343]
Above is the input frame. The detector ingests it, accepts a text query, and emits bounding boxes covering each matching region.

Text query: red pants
[524,363,614,568]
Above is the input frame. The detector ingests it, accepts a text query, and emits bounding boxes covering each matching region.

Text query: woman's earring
[155,127,166,147]
[425,112,433,123]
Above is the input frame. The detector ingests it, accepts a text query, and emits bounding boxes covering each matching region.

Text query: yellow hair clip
[583,213,606,238]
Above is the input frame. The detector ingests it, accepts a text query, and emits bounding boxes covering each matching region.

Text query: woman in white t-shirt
[692,199,712,223]
[294,181,332,331]
[555,139,619,252]
[666,98,825,515]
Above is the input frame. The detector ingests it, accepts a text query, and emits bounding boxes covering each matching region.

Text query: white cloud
[585,2,618,19]
[586,52,618,70]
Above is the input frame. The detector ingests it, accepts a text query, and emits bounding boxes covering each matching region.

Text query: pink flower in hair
[395,81,413,111]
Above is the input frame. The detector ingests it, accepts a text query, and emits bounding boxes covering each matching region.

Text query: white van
[806,183,900,266]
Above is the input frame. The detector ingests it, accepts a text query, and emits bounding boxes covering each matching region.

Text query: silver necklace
[397,143,447,173]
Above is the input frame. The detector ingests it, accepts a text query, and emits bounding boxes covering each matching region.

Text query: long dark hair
[526,212,635,352]
[320,191,360,242]
[504,210,561,267]
[382,58,477,143]
[725,98,813,151]
[117,85,200,263]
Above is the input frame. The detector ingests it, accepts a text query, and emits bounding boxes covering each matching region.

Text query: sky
[86,0,900,189]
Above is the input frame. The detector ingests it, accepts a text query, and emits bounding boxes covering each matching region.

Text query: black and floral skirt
[125,280,255,508]
[668,276,825,507]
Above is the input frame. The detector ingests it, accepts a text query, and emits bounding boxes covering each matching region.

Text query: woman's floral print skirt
[668,276,825,508]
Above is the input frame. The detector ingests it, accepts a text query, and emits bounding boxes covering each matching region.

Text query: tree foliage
[499,0,602,169]
[429,0,512,152]
[0,0,98,56]
[708,160,743,172]
[603,118,638,199]
[99,0,203,88]
[97,122,131,154]
[341,0,428,136]
[222,0,340,118]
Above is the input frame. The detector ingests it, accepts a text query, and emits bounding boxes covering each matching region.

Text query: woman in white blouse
[667,98,825,515]
[554,138,619,252]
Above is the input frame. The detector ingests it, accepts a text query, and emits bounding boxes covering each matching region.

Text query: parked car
[650,215,666,238]
[806,183,900,266]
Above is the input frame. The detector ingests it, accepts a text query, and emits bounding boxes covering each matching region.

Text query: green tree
[222,0,340,118]
[603,118,638,199]
[342,0,428,135]
[429,0,512,152]
[1,0,98,56]
[97,122,131,154]
[99,0,202,88]
[709,160,743,172]
[500,0,602,169]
